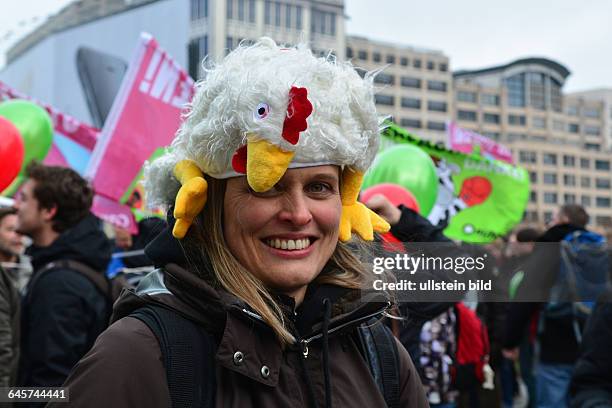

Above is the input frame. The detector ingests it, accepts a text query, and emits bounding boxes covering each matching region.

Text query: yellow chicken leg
[172,160,208,239]
[339,168,390,242]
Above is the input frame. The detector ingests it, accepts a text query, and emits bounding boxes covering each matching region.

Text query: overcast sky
[345,0,612,93]
[2,0,611,92]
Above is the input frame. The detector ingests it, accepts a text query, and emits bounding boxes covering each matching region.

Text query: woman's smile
[223,165,341,299]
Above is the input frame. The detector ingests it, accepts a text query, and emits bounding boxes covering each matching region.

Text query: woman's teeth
[266,238,311,250]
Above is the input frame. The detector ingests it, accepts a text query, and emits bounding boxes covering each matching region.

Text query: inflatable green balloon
[363,144,439,216]
[0,100,53,195]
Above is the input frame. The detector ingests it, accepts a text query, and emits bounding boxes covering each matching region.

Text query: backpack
[543,231,611,342]
[452,302,490,391]
[34,259,133,319]
[131,304,401,408]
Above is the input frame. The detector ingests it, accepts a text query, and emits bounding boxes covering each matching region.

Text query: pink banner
[446,121,514,164]
[92,195,139,235]
[86,32,194,202]
[0,81,99,150]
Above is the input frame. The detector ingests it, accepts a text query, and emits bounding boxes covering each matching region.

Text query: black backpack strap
[29,260,110,303]
[357,318,401,408]
[60,260,110,295]
[130,305,216,408]
[34,259,109,292]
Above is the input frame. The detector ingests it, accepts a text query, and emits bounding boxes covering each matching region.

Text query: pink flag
[86,33,194,201]
[92,195,139,235]
[86,33,194,232]
[447,121,514,164]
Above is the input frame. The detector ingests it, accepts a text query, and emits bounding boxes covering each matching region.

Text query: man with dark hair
[503,205,605,408]
[552,204,589,229]
[14,162,111,388]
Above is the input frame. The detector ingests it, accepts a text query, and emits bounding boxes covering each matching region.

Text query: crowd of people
[0,38,610,408]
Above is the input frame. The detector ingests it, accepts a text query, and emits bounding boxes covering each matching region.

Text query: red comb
[231,144,247,174]
[282,86,313,145]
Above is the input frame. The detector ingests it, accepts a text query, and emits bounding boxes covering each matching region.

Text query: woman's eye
[254,103,270,120]
[248,184,280,197]
[307,182,333,194]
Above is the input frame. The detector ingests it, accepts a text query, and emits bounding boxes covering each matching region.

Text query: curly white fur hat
[144,37,382,208]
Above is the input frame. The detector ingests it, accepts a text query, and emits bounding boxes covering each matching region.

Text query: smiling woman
[55,37,428,408]
[223,166,342,302]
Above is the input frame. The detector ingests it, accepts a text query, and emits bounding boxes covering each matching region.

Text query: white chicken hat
[145,37,389,241]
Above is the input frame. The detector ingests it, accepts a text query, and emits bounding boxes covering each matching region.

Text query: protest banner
[379,123,529,243]
[447,120,514,164]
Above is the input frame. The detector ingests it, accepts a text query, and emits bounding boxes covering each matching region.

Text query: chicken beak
[246,136,295,192]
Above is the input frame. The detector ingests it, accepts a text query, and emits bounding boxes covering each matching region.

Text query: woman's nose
[277,193,313,226]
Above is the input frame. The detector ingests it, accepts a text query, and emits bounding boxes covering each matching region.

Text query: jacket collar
[114,260,390,387]
[213,286,390,388]
[28,213,111,271]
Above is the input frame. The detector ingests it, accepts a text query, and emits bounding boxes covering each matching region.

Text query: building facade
[0,0,346,124]
[354,36,612,228]
[453,59,612,227]
[188,0,345,79]
[346,35,452,143]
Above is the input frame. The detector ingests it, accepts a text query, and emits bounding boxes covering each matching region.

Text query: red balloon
[0,116,24,191]
[360,183,421,213]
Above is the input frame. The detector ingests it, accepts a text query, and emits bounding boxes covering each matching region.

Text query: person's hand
[364,194,402,226]
[502,347,519,361]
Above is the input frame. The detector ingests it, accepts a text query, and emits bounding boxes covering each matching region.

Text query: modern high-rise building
[350,37,612,228]
[453,59,612,227]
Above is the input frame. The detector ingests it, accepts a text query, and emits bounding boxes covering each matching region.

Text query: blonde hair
[182,177,370,347]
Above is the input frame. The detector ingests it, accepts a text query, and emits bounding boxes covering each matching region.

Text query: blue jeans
[536,363,573,408]
[501,357,517,407]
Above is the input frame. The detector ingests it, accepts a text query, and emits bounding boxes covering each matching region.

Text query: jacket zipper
[300,339,310,358]
[240,302,391,359]
[299,302,390,358]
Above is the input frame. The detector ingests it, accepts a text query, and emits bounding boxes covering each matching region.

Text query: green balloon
[363,144,439,216]
[0,100,53,171]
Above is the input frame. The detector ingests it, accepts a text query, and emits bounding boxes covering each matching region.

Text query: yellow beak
[246,136,294,192]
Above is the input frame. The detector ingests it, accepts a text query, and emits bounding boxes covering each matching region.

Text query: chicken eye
[254,103,270,120]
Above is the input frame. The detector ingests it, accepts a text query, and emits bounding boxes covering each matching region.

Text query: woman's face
[223,165,342,300]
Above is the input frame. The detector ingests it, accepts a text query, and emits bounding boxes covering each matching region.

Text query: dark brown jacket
[56,262,428,408]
